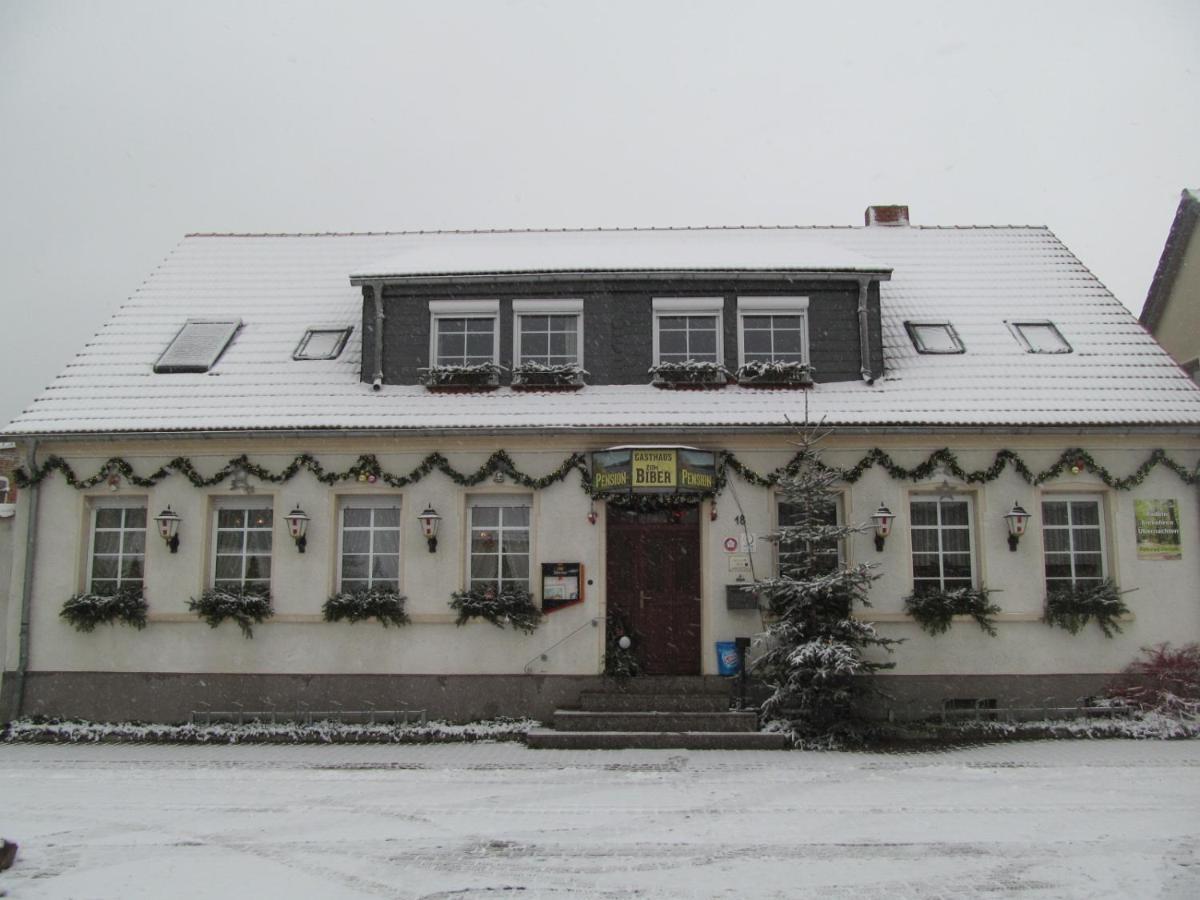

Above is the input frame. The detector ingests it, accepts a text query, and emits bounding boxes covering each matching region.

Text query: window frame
[294,327,353,361]
[651,297,725,366]
[466,493,533,594]
[909,493,977,593]
[1040,494,1108,592]
[905,321,966,355]
[512,299,584,368]
[428,299,500,368]
[85,498,148,595]
[1006,320,1072,354]
[336,496,403,593]
[775,488,844,576]
[210,497,274,593]
[737,297,810,368]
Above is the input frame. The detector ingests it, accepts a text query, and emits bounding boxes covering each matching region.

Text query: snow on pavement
[1,740,1197,899]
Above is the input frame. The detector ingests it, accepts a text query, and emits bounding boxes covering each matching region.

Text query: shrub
[1107,643,1200,716]
[1044,578,1129,637]
[449,585,543,634]
[323,588,410,627]
[60,586,148,632]
[188,587,273,639]
[904,586,1000,636]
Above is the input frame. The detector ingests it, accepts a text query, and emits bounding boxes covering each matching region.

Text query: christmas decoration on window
[734,360,815,388]
[1043,579,1130,638]
[448,585,543,633]
[419,362,505,391]
[648,360,733,388]
[59,587,148,633]
[903,587,1001,637]
[511,362,588,391]
[188,588,273,639]
[322,588,410,627]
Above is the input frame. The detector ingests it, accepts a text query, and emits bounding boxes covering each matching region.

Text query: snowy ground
[1,740,1197,899]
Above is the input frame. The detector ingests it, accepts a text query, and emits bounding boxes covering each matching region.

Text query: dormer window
[154,320,242,373]
[513,300,583,367]
[905,321,965,354]
[652,298,723,365]
[429,300,499,366]
[737,297,809,366]
[1007,320,1072,354]
[294,327,352,360]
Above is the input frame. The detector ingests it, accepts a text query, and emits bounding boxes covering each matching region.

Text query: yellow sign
[632,449,677,489]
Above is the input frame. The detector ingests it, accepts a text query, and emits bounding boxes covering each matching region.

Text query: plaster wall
[13,432,1200,688]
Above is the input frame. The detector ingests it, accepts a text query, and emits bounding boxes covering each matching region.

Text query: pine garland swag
[1044,579,1130,638]
[188,588,273,639]
[449,585,543,634]
[323,588,411,627]
[16,446,1198,498]
[60,587,148,633]
[904,587,1001,637]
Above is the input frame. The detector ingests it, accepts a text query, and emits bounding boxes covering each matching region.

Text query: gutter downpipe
[857,276,875,385]
[7,439,38,723]
[371,281,385,391]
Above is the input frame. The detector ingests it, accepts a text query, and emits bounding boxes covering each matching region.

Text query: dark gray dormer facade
[358,275,886,387]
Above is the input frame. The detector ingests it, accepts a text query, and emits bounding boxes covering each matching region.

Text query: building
[1141,189,1200,382]
[3,207,1199,724]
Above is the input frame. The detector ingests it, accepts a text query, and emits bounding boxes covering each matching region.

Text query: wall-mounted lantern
[1003,502,1030,551]
[154,506,181,554]
[418,504,442,553]
[587,501,598,526]
[871,503,895,552]
[284,506,311,553]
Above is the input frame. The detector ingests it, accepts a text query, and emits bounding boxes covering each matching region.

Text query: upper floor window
[910,495,975,592]
[213,500,273,593]
[429,300,499,367]
[905,321,965,354]
[513,300,583,367]
[738,297,809,366]
[88,501,146,594]
[468,495,531,593]
[1042,496,1105,591]
[652,298,724,365]
[1007,320,1072,354]
[339,498,401,592]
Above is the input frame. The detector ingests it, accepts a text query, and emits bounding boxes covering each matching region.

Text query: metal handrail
[522,617,600,673]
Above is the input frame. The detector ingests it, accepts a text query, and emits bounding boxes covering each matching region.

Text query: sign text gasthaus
[591,448,717,495]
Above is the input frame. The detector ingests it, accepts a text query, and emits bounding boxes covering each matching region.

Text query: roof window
[1007,321,1072,354]
[905,321,965,354]
[154,320,242,373]
[294,327,352,361]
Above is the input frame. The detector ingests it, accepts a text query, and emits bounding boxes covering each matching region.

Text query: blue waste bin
[715,641,740,676]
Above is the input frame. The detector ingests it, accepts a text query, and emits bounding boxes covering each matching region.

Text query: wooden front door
[606,506,702,675]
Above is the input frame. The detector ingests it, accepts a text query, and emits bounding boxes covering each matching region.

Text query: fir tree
[753,424,899,745]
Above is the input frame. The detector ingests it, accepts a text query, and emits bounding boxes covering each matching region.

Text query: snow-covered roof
[349,228,890,280]
[7,226,1200,436]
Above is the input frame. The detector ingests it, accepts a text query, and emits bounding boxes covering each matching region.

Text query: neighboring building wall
[9,432,1199,721]
[0,444,19,711]
[1142,189,1200,380]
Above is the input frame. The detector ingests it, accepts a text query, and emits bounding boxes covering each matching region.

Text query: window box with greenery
[60,586,148,633]
[904,586,1001,636]
[1044,578,1129,637]
[188,587,274,639]
[736,360,815,388]
[511,362,588,391]
[449,584,543,633]
[419,362,504,392]
[323,588,410,627]
[648,360,732,389]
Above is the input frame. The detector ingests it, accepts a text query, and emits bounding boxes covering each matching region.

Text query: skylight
[1007,321,1072,354]
[154,320,242,373]
[905,321,965,354]
[294,327,352,361]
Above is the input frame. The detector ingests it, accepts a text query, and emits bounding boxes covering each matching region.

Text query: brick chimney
[865,205,910,226]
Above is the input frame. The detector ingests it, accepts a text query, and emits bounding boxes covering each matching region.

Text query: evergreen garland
[189,588,273,639]
[59,587,148,633]
[904,587,1001,637]
[449,585,543,634]
[322,588,411,627]
[1044,579,1130,638]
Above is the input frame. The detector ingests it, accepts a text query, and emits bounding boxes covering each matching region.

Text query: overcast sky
[1,0,1197,426]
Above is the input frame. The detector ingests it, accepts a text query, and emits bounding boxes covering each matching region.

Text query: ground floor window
[88,501,146,594]
[213,500,273,592]
[777,495,842,576]
[1042,496,1105,591]
[910,495,975,592]
[468,495,531,592]
[339,498,401,592]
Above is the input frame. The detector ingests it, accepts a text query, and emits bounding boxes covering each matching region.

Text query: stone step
[592,676,731,695]
[553,710,759,733]
[526,729,789,750]
[579,691,732,713]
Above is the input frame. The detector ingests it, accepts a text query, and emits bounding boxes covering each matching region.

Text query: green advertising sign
[591,448,717,495]
[1135,499,1182,560]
